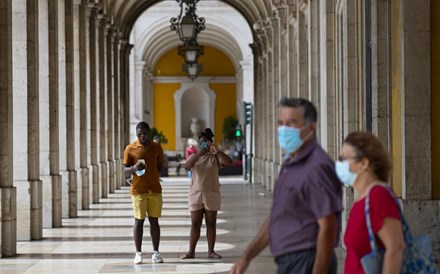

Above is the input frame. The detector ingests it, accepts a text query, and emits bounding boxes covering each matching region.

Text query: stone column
[297,3,308,98]
[65,0,78,218]
[120,41,133,162]
[48,0,62,228]
[57,0,69,220]
[143,68,153,124]
[106,26,115,194]
[27,0,43,240]
[344,0,359,134]
[89,7,99,204]
[113,33,121,189]
[371,0,390,146]
[0,0,17,257]
[12,0,30,241]
[319,0,336,157]
[79,2,90,209]
[400,2,439,259]
[98,15,108,199]
[134,61,145,122]
[307,0,319,104]
[251,42,262,185]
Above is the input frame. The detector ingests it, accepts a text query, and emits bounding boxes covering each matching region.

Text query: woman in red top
[335,132,405,274]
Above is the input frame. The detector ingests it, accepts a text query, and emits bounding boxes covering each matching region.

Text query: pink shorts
[188,191,221,211]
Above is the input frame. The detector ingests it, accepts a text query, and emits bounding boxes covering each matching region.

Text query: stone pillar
[297,3,308,98]
[12,0,31,241]
[307,0,319,104]
[113,34,121,189]
[371,0,390,146]
[106,26,115,194]
[319,0,336,157]
[344,0,359,134]
[287,1,298,98]
[89,7,99,204]
[134,61,145,123]
[38,0,52,228]
[400,3,439,262]
[57,0,69,220]
[65,0,77,218]
[98,15,108,199]
[48,0,62,228]
[72,0,82,212]
[27,0,43,240]
[0,0,17,257]
[79,2,90,209]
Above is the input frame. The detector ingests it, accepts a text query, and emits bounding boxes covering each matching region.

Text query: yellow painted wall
[154,45,235,77]
[210,83,237,144]
[152,45,237,151]
[432,1,440,198]
[391,0,403,197]
[153,83,180,151]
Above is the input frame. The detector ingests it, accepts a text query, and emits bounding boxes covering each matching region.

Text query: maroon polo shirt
[269,139,343,258]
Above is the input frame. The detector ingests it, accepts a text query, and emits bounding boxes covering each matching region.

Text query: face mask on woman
[335,160,357,186]
[277,125,304,154]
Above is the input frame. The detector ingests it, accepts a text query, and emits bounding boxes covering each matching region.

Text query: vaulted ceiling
[100,0,272,40]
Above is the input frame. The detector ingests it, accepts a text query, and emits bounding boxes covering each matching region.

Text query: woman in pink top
[181,128,232,259]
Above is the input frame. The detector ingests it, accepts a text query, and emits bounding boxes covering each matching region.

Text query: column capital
[271,0,287,10]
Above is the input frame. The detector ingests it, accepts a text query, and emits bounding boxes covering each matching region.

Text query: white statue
[190,117,201,138]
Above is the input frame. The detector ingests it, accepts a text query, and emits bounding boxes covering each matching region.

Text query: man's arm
[312,214,336,274]
[230,216,270,274]
[123,164,137,177]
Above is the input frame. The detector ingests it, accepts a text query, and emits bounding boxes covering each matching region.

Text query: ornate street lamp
[170,0,205,42]
[178,40,204,64]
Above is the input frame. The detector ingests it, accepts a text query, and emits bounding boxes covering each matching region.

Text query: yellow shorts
[131,192,163,219]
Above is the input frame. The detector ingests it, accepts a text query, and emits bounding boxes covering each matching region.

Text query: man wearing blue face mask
[231,98,343,274]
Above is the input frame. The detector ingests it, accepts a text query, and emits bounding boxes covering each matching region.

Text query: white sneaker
[152,251,164,263]
[134,252,143,264]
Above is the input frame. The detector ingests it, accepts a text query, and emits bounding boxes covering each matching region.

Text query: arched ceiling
[103,0,271,40]
[131,2,253,71]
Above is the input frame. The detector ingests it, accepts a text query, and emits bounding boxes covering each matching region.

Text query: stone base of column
[92,164,99,204]
[265,160,273,191]
[100,162,108,198]
[108,160,115,193]
[254,158,262,185]
[81,167,89,210]
[115,159,122,189]
[68,170,77,218]
[52,174,62,228]
[1,187,17,257]
[15,181,31,241]
[401,200,440,265]
[60,170,69,218]
[30,180,43,240]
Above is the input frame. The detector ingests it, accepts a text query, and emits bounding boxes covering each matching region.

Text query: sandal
[180,253,195,259]
[208,252,222,259]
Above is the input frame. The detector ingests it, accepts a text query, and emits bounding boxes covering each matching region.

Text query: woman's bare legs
[181,209,204,259]
[205,210,222,258]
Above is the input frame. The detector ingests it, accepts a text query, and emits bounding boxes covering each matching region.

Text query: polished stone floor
[0,177,345,273]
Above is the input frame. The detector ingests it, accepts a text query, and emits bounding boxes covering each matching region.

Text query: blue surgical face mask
[277,125,304,154]
[135,169,145,176]
[335,160,357,186]
[199,141,208,150]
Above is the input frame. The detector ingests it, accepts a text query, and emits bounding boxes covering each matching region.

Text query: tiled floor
[0,177,345,274]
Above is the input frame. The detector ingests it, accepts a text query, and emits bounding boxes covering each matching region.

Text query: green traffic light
[235,130,242,137]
